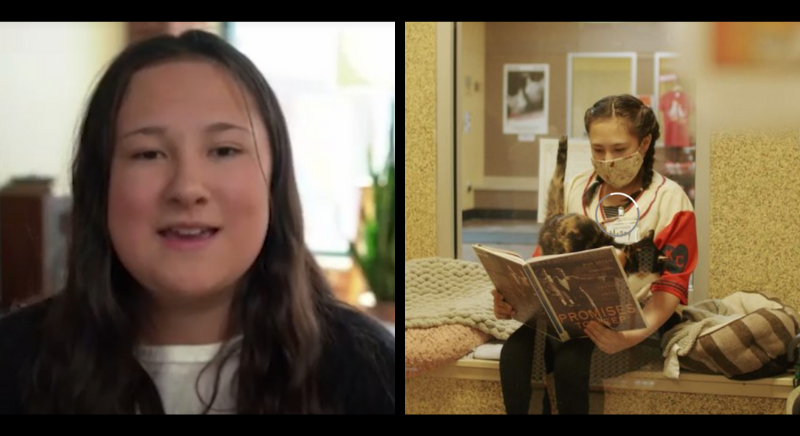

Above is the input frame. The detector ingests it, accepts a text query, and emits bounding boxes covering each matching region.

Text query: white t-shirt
[135,337,242,414]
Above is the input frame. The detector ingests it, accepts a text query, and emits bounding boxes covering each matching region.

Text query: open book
[473,244,648,341]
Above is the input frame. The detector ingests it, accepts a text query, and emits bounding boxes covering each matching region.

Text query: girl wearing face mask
[495,95,697,415]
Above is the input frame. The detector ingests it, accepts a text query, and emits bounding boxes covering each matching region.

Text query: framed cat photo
[503,63,550,135]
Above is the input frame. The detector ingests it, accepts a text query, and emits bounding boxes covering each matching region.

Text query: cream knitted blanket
[405,257,521,340]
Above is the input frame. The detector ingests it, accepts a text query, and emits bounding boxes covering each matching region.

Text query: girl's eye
[211,146,242,158]
[132,151,164,160]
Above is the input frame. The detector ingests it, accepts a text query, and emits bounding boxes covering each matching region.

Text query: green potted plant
[350,101,395,324]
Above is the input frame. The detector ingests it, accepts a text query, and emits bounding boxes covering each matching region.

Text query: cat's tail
[545,135,568,220]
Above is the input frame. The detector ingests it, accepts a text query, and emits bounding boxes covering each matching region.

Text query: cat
[537,136,667,291]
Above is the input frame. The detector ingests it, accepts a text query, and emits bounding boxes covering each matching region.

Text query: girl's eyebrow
[120,122,251,139]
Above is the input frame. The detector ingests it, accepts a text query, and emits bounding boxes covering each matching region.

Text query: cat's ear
[644,229,656,241]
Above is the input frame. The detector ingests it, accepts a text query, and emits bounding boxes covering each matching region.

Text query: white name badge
[604,219,640,245]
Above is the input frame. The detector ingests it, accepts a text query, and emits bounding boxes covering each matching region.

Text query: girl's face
[588,118,650,162]
[109,60,271,307]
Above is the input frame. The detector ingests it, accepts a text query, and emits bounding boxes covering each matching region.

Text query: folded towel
[473,340,505,361]
[405,325,490,378]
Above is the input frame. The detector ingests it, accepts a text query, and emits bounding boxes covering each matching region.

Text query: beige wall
[405,22,438,261]
[708,130,800,309]
[0,22,127,195]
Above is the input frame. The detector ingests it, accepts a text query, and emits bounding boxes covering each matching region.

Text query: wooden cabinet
[0,178,70,310]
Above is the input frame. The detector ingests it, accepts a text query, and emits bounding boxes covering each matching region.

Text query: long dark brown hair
[22,29,369,414]
[583,94,661,205]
